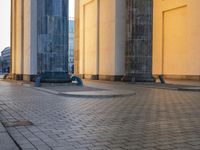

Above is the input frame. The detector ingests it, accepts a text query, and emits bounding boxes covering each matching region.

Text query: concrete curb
[35,87,135,98]
[60,90,136,98]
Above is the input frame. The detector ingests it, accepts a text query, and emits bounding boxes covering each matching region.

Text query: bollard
[71,76,83,86]
[159,75,165,84]
[35,76,42,87]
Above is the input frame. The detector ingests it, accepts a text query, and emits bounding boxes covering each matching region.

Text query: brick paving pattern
[0,122,19,150]
[0,81,200,150]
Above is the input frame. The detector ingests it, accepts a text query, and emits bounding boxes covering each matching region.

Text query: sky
[69,0,75,18]
[0,0,10,53]
[0,0,74,53]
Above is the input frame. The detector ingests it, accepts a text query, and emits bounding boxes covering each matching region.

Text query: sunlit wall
[153,0,200,79]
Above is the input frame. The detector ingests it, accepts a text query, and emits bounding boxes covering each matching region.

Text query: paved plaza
[0,80,200,150]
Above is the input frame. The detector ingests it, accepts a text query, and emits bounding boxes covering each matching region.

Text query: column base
[12,74,23,81]
[99,75,123,81]
[134,74,155,82]
[122,73,155,82]
[23,74,37,82]
[10,74,37,82]
[83,74,99,80]
[10,72,71,83]
[78,74,123,81]
[40,72,71,83]
[153,74,200,81]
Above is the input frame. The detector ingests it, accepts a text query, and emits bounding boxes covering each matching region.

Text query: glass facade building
[68,19,74,74]
[1,47,10,74]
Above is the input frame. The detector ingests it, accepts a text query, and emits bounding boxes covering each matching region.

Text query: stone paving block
[20,143,35,149]
[35,146,52,150]
[0,131,19,150]
[52,147,70,150]
[22,149,37,150]
[0,122,6,132]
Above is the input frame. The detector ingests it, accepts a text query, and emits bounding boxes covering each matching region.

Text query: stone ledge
[153,74,200,81]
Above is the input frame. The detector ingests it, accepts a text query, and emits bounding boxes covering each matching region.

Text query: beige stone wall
[78,0,126,79]
[23,0,32,75]
[74,0,80,75]
[80,0,99,75]
[11,0,37,80]
[23,0,37,75]
[99,0,115,75]
[153,0,200,78]
[11,0,16,74]
[15,0,23,75]
[99,0,126,76]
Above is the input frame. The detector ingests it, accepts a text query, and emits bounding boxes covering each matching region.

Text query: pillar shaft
[11,0,69,82]
[37,0,69,82]
[125,0,153,81]
[74,0,80,75]
[15,0,23,79]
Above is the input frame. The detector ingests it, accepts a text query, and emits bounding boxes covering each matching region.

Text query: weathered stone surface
[37,0,68,75]
[125,0,153,81]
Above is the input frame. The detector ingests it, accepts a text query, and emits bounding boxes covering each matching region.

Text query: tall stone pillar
[37,0,69,82]
[23,0,38,81]
[11,0,16,76]
[125,0,154,82]
[74,0,80,75]
[14,0,24,80]
[11,0,38,81]
[11,0,69,82]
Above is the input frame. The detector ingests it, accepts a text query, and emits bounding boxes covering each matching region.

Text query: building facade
[75,0,153,81]
[11,0,69,82]
[10,0,200,82]
[1,47,10,74]
[153,0,200,80]
[75,0,200,81]
[0,56,2,74]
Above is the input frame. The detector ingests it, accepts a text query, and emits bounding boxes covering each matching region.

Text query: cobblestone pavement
[0,81,200,150]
